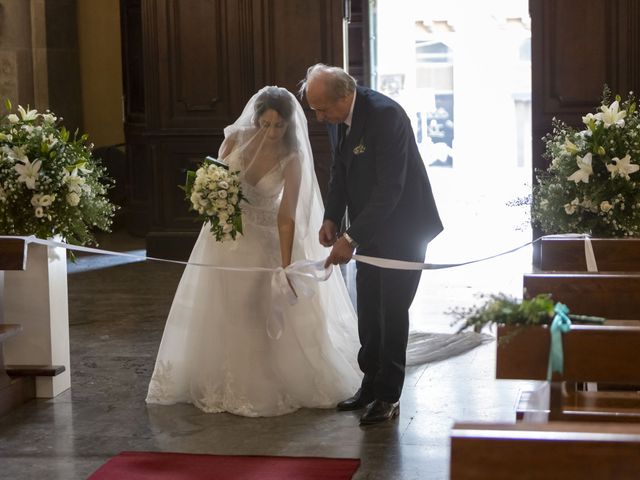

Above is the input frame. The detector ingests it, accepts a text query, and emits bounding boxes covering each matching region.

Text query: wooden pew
[531,236,640,394]
[523,272,640,320]
[0,238,65,416]
[496,324,640,422]
[528,236,640,319]
[539,236,640,271]
[0,237,28,270]
[450,421,640,479]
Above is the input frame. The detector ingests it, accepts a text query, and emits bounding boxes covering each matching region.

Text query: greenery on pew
[451,293,605,334]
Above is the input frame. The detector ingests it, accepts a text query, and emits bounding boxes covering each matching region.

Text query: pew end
[496,324,640,422]
[450,421,640,479]
[0,237,28,271]
[540,237,640,272]
[523,273,640,320]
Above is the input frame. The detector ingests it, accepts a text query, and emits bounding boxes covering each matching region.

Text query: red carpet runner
[88,451,361,480]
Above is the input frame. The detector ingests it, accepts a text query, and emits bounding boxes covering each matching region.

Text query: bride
[146,86,362,416]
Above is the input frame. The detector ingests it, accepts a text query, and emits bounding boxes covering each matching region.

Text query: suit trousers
[355,256,424,403]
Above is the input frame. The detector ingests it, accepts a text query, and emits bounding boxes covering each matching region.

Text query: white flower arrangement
[182,156,244,241]
[532,87,640,237]
[0,101,117,245]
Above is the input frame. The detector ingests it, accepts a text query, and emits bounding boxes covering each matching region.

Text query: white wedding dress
[146,145,362,417]
[145,87,490,417]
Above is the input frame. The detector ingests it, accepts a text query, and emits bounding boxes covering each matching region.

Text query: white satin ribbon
[1,235,539,272]
[541,233,598,272]
[0,235,547,338]
[584,237,598,272]
[353,238,537,271]
[267,260,332,340]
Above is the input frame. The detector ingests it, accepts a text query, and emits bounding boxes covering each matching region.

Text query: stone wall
[0,0,82,133]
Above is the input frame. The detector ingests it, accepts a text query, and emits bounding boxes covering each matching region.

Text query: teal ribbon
[547,302,572,380]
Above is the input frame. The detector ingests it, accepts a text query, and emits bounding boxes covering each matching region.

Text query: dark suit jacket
[324,86,443,260]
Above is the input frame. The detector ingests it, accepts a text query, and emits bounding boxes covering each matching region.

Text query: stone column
[0,0,82,131]
[0,0,37,108]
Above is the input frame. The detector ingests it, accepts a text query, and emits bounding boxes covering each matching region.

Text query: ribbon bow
[267,259,333,340]
[547,302,572,379]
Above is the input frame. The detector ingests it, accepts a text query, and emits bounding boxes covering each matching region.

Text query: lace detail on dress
[241,183,280,229]
[146,360,175,403]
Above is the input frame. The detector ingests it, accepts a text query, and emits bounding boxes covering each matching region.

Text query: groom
[300,64,443,425]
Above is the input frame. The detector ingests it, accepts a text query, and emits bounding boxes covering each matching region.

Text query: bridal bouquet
[532,87,640,237]
[0,101,117,245]
[183,156,244,241]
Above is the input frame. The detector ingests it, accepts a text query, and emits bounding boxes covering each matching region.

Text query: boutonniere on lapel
[353,139,366,155]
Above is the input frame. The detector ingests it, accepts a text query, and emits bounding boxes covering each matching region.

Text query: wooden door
[120,0,347,258]
[530,0,640,261]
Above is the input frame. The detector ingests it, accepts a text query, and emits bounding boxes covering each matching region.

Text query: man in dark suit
[300,64,443,425]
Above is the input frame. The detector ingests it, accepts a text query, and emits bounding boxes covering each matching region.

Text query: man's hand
[319,219,339,247]
[324,236,355,268]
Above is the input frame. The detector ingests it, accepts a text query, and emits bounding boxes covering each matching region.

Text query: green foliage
[451,293,556,333]
[0,105,117,245]
[451,293,606,336]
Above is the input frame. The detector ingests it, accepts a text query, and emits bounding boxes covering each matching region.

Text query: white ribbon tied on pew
[542,233,598,272]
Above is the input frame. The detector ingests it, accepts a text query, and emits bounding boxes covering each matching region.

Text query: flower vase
[2,239,70,397]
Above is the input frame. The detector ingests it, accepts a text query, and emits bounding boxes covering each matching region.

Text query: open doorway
[371,1,531,259]
[369,0,533,329]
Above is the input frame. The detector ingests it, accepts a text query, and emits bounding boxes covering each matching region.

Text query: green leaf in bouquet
[233,214,243,236]
[179,169,196,196]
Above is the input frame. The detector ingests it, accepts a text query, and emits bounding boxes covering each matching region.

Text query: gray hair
[298,63,357,101]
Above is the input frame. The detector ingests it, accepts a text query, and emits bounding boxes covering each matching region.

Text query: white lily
[18,105,38,121]
[63,168,86,193]
[5,146,29,163]
[14,158,42,190]
[582,112,596,126]
[594,100,626,128]
[7,114,19,124]
[567,152,593,183]
[606,154,640,179]
[75,161,92,174]
[562,139,579,155]
[43,134,58,149]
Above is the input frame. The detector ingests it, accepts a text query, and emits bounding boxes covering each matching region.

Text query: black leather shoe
[359,400,400,425]
[336,388,374,411]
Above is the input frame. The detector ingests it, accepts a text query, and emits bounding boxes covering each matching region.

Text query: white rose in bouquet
[181,156,245,242]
